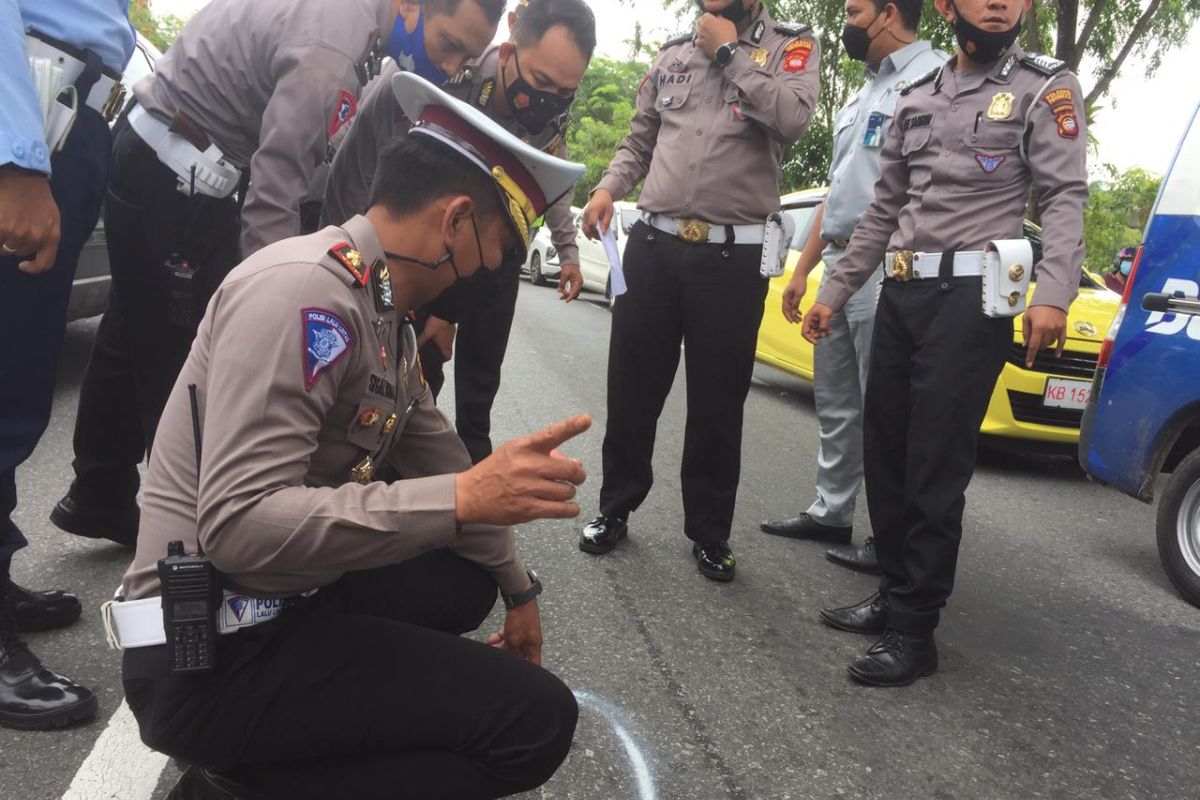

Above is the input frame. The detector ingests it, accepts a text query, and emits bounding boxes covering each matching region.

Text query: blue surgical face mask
[1119,260,1132,277]
[387,9,448,86]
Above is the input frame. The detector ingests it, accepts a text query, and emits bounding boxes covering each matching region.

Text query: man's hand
[802,302,835,343]
[0,168,60,274]
[486,600,543,665]
[582,190,614,239]
[417,315,456,360]
[455,413,591,526]
[1022,305,1068,368]
[696,13,738,60]
[557,263,583,302]
[781,273,808,324]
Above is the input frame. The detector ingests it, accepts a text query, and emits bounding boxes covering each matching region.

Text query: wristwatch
[714,41,739,67]
[502,570,542,610]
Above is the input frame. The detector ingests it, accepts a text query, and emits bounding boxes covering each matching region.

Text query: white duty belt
[26,35,125,120]
[643,213,766,245]
[127,104,242,199]
[101,588,314,649]
[884,250,985,282]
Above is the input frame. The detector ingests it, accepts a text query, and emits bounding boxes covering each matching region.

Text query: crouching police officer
[106,74,588,799]
[804,0,1088,686]
[579,0,820,581]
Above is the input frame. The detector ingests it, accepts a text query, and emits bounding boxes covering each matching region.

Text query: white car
[523,226,559,286]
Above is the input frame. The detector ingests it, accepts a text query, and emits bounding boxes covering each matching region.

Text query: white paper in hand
[601,225,626,297]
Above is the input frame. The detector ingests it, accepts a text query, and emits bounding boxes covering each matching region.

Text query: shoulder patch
[1021,53,1067,76]
[774,22,812,37]
[302,308,353,391]
[782,39,814,72]
[900,66,941,96]
[328,90,356,138]
[328,242,370,287]
[660,30,693,50]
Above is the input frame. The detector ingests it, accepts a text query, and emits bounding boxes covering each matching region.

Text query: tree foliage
[1083,166,1161,272]
[128,0,185,52]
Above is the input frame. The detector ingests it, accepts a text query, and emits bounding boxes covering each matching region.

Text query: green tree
[1082,166,1161,272]
[128,0,185,52]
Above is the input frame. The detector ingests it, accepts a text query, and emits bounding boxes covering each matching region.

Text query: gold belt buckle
[676,218,710,245]
[890,250,914,282]
[100,81,127,122]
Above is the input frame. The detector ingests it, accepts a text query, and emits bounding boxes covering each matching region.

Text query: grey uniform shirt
[595,4,820,224]
[817,45,1089,313]
[134,0,391,257]
[121,215,528,601]
[322,50,580,266]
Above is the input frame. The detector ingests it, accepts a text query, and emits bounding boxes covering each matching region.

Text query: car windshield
[782,203,820,250]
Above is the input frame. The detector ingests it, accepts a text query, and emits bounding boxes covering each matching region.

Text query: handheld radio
[157,384,220,673]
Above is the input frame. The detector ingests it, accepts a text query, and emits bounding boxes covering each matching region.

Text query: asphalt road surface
[3,281,1198,800]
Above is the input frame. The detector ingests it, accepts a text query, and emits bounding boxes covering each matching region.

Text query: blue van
[1079,100,1200,608]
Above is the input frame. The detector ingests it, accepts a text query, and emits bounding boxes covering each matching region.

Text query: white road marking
[62,702,168,800]
[573,689,658,800]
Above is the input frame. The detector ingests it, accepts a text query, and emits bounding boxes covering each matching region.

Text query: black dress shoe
[848,628,938,687]
[0,616,98,730]
[579,514,627,555]
[692,542,736,582]
[760,513,852,544]
[6,582,82,633]
[50,493,139,548]
[168,766,258,800]
[825,536,882,575]
[819,592,887,634]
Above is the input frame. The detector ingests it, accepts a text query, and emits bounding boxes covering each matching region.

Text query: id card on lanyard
[863,112,886,148]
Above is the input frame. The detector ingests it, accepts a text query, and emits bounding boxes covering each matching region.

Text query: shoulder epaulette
[445,66,474,86]
[327,242,370,288]
[660,30,692,50]
[774,22,812,36]
[1021,53,1067,76]
[900,66,941,96]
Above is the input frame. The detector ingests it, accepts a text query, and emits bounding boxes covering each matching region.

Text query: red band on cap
[419,105,547,215]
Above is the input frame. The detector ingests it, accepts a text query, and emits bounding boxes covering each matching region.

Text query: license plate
[1043,377,1091,410]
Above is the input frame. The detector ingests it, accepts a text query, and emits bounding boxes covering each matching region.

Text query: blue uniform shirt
[1,0,134,175]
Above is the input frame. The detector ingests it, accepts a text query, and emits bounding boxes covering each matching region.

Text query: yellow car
[755,189,1120,444]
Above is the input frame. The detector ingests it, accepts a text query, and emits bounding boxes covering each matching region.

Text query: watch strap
[502,570,542,610]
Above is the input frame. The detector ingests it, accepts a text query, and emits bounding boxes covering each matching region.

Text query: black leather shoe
[692,542,736,582]
[6,582,81,633]
[848,628,938,687]
[50,493,139,548]
[825,536,882,575]
[0,615,98,730]
[579,514,627,554]
[168,766,259,799]
[760,513,852,544]
[819,592,887,634]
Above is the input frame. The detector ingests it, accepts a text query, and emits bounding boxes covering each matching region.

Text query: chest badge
[668,57,685,73]
[383,413,398,436]
[750,48,769,68]
[358,408,382,428]
[350,455,374,484]
[373,260,395,313]
[987,92,1014,120]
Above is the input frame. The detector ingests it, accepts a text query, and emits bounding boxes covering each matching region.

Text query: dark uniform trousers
[122,550,577,800]
[864,276,1012,633]
[65,111,242,511]
[600,221,768,543]
[419,256,522,464]
[0,106,111,575]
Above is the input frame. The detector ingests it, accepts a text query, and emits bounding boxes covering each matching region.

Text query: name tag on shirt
[863,113,886,148]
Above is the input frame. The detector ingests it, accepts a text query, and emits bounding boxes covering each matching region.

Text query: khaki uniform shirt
[134,0,391,257]
[817,46,1088,312]
[595,4,820,225]
[321,50,580,265]
[121,215,528,601]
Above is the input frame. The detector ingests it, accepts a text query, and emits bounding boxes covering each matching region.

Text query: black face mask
[695,0,750,24]
[504,50,573,136]
[384,215,487,282]
[840,10,881,63]
[950,2,1022,64]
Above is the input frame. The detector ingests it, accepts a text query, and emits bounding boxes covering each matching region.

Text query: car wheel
[1156,447,1200,609]
[529,252,543,286]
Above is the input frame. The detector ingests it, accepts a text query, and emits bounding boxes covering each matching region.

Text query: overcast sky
[155,0,1200,178]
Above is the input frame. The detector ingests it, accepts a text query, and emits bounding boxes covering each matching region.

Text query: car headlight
[546,245,557,259]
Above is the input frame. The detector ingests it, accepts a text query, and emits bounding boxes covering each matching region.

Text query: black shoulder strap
[774,22,812,36]
[660,31,692,50]
[900,66,941,96]
[1021,53,1067,76]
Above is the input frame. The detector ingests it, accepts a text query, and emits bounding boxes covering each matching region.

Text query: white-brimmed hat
[391,71,585,254]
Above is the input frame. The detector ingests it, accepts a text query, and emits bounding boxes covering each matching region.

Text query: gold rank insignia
[478,79,495,109]
[358,407,382,428]
[987,92,1014,120]
[750,48,769,68]
[328,242,369,287]
[383,413,398,435]
[350,455,374,484]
